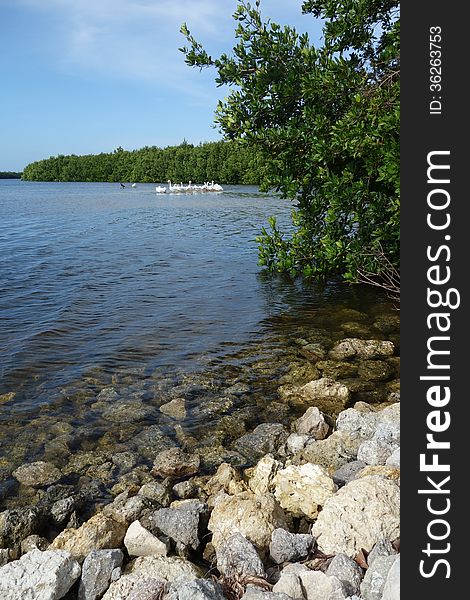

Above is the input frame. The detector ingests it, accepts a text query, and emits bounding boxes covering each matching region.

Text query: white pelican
[155,185,167,193]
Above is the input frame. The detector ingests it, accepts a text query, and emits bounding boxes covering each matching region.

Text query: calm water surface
[0,180,396,498]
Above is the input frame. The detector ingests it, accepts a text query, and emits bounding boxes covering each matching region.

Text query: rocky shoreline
[0,330,400,600]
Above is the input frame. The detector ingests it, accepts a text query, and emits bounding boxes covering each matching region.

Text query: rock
[357,360,394,382]
[148,500,209,554]
[21,534,49,554]
[367,539,398,567]
[78,549,124,600]
[138,481,172,507]
[131,425,178,461]
[335,408,379,441]
[102,555,202,599]
[311,476,400,557]
[173,479,199,499]
[360,555,397,600]
[96,387,119,402]
[316,360,359,379]
[127,579,167,600]
[101,400,156,423]
[332,461,367,487]
[292,407,329,439]
[152,448,200,478]
[216,532,265,578]
[167,578,226,600]
[12,461,63,487]
[124,520,169,557]
[241,588,292,600]
[234,424,289,461]
[272,572,304,599]
[248,455,281,495]
[356,466,400,482]
[0,391,15,404]
[51,496,79,526]
[285,433,311,455]
[0,507,43,548]
[329,339,395,361]
[0,548,12,566]
[326,554,363,596]
[381,555,399,600]
[385,448,400,468]
[294,431,360,474]
[160,398,187,420]
[205,463,247,498]
[269,528,314,564]
[208,491,288,552]
[282,563,310,575]
[103,492,154,525]
[298,571,348,600]
[298,378,351,413]
[50,513,127,562]
[273,463,336,519]
[0,549,81,600]
[357,435,399,466]
[112,452,139,472]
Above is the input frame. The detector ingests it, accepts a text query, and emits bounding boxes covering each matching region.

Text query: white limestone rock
[293,407,329,439]
[102,555,202,599]
[124,520,169,557]
[311,476,400,557]
[0,549,81,600]
[208,491,288,552]
[273,463,336,519]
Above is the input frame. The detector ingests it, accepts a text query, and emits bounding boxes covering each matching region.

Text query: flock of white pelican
[156,180,224,194]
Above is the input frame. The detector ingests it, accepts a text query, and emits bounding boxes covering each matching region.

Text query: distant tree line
[0,172,22,179]
[21,141,265,184]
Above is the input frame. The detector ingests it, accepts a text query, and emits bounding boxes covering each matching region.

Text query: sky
[0,1,323,171]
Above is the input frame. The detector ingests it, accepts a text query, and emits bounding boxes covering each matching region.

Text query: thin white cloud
[14,0,232,95]
[13,0,319,96]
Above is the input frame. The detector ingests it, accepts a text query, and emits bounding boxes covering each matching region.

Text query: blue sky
[0,1,323,171]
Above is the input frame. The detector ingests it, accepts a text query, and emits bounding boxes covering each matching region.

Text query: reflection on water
[0,180,398,503]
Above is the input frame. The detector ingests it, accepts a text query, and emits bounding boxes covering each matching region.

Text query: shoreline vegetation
[0,172,22,179]
[20,141,264,186]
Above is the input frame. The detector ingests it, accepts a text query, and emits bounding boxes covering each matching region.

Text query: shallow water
[0,180,398,503]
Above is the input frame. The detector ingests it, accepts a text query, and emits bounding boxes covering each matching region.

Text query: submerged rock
[298,378,351,413]
[160,398,188,420]
[12,461,63,487]
[329,339,394,361]
[234,423,290,461]
[152,448,200,478]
